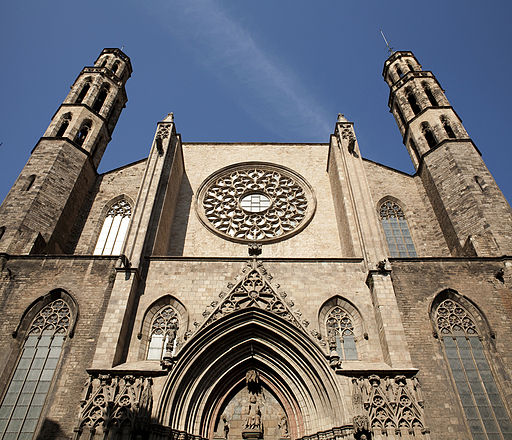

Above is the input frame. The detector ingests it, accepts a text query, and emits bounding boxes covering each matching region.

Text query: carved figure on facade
[278,414,290,438]
[75,373,153,437]
[351,374,429,435]
[242,370,263,439]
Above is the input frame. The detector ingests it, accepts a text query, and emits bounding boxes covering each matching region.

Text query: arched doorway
[157,308,346,439]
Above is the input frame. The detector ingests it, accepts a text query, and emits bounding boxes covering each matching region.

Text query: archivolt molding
[157,308,345,438]
[187,259,326,349]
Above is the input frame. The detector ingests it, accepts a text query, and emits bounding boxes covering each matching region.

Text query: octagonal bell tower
[0,48,131,254]
[384,50,512,256]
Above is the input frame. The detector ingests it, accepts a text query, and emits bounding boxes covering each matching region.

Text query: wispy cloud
[144,0,332,139]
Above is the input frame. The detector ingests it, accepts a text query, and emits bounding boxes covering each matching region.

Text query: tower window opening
[74,121,91,147]
[422,123,437,149]
[25,175,36,191]
[75,81,91,104]
[441,116,456,139]
[100,57,108,68]
[112,60,120,74]
[423,82,438,107]
[92,83,110,113]
[407,61,414,71]
[0,226,5,241]
[396,65,404,78]
[55,113,72,137]
[406,89,421,115]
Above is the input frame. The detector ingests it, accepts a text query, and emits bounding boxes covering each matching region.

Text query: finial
[163,112,174,123]
[380,30,395,56]
[337,113,349,123]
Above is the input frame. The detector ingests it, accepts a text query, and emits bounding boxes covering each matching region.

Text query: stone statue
[222,414,229,439]
[245,394,261,430]
[278,414,289,438]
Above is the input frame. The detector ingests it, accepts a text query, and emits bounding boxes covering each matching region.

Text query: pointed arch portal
[157,308,346,440]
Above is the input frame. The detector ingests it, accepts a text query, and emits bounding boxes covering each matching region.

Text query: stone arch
[89,194,134,254]
[137,294,188,359]
[13,288,79,339]
[318,295,367,360]
[429,288,494,341]
[157,308,345,439]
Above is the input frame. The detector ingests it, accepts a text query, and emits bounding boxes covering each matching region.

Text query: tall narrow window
[423,82,438,106]
[74,121,91,147]
[396,65,404,78]
[326,306,357,360]
[435,298,512,439]
[147,306,179,360]
[0,299,71,440]
[0,226,5,241]
[111,61,120,75]
[379,200,417,257]
[75,81,91,104]
[92,84,110,113]
[422,122,437,148]
[25,175,36,192]
[55,113,72,137]
[406,89,421,115]
[93,200,132,255]
[407,61,414,71]
[441,116,456,139]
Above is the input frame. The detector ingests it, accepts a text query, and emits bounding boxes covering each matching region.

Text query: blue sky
[1,1,511,205]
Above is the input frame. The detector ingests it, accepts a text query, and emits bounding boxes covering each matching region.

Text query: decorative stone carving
[196,162,316,243]
[278,414,290,438]
[242,369,263,439]
[436,299,477,336]
[351,374,429,435]
[76,373,153,435]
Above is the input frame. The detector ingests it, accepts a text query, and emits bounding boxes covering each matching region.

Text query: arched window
[422,82,438,107]
[92,83,110,113]
[441,116,456,139]
[396,65,404,78]
[326,306,357,360]
[422,122,437,148]
[434,297,512,439]
[0,299,71,439]
[74,120,91,147]
[75,80,91,104]
[99,57,108,68]
[406,89,421,115]
[93,199,132,255]
[55,113,72,137]
[147,306,179,360]
[407,61,414,71]
[111,60,120,74]
[379,200,417,257]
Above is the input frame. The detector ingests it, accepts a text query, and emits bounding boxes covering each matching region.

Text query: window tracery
[196,163,316,243]
[379,201,417,257]
[93,199,131,255]
[0,299,71,439]
[147,306,179,360]
[435,298,512,439]
[326,306,357,360]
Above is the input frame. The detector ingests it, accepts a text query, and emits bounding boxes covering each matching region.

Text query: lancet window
[435,298,512,439]
[92,83,110,113]
[75,79,91,104]
[0,299,71,439]
[93,199,131,255]
[74,120,91,147]
[146,306,179,360]
[326,306,357,360]
[379,200,417,257]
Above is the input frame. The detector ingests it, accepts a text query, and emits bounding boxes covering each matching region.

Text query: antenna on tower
[380,30,395,55]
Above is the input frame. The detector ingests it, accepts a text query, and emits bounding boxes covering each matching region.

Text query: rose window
[196,162,316,243]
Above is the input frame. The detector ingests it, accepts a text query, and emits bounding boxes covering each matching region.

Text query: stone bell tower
[383,50,512,256]
[0,48,131,255]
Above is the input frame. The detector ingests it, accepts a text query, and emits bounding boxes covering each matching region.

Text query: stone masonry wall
[363,159,450,257]
[391,259,512,440]
[0,256,117,439]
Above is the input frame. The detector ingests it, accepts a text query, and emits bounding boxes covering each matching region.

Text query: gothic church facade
[0,48,511,440]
